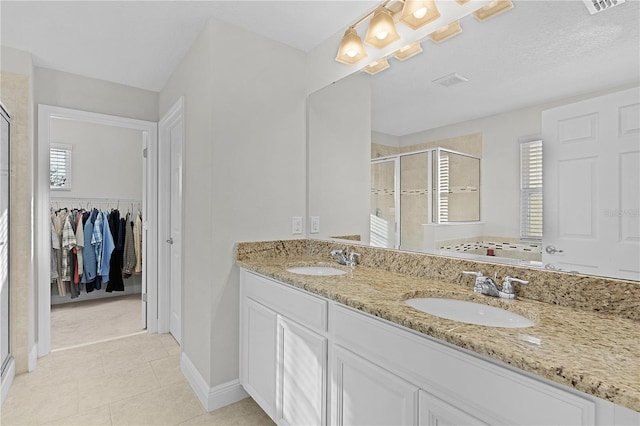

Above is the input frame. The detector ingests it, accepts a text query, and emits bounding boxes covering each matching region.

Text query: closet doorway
[37,106,159,357]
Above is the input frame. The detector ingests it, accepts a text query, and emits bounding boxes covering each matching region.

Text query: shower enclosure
[371,148,480,251]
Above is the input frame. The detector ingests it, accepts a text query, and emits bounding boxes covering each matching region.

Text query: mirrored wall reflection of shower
[371,148,480,251]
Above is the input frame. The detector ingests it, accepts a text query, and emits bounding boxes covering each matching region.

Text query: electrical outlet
[311,216,320,234]
[292,217,303,235]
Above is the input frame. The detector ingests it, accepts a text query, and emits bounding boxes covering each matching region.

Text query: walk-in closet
[49,117,145,350]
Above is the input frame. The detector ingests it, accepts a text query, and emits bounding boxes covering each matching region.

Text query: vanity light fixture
[364,57,391,75]
[393,41,423,61]
[365,5,401,48]
[429,20,463,43]
[473,0,514,22]
[336,27,368,65]
[400,0,441,30]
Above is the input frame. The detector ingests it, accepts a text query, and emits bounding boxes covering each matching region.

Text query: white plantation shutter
[438,153,450,223]
[520,140,543,240]
[50,144,72,189]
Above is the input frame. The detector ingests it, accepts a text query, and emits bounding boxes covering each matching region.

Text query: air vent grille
[433,72,469,88]
[582,0,625,15]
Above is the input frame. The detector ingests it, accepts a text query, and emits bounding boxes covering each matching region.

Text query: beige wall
[0,46,35,374]
[34,68,159,122]
[159,17,307,389]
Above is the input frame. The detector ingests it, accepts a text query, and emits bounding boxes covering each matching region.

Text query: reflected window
[520,140,543,240]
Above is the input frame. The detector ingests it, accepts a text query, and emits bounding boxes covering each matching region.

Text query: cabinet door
[332,345,418,426]
[277,317,327,426]
[418,390,487,426]
[241,297,277,419]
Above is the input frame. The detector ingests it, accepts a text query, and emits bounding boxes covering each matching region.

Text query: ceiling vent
[433,72,469,88]
[582,0,625,15]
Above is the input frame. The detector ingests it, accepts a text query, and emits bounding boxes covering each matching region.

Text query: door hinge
[142,293,147,302]
[143,148,148,158]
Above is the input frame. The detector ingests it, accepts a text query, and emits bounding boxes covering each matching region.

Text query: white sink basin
[286,266,347,276]
[405,298,534,328]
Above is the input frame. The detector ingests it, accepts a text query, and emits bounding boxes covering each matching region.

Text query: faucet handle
[499,276,529,299]
[348,252,361,265]
[330,249,344,257]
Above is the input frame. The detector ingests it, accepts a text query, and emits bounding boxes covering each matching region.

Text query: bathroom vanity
[237,239,639,425]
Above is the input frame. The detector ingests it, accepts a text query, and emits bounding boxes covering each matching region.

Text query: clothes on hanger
[50,201,143,300]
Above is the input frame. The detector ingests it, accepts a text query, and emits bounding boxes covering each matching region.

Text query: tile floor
[51,294,144,351]
[2,332,274,425]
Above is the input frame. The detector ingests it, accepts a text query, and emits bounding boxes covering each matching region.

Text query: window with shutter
[520,140,543,240]
[50,144,72,190]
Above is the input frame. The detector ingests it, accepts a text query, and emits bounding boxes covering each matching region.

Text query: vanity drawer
[330,303,595,425]
[241,269,327,332]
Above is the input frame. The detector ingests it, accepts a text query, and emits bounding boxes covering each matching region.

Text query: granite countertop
[237,255,640,412]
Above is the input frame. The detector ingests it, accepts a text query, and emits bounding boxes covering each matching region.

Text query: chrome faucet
[462,271,529,300]
[330,250,360,267]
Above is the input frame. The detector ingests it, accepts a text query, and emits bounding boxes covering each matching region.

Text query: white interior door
[542,87,640,280]
[169,121,183,343]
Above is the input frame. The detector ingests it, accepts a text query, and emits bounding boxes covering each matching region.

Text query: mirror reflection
[308,1,640,281]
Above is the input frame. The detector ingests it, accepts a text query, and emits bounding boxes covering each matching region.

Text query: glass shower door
[1,104,10,382]
[370,159,398,248]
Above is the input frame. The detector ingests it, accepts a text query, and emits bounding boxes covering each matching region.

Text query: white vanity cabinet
[239,268,638,426]
[331,345,419,425]
[240,269,328,425]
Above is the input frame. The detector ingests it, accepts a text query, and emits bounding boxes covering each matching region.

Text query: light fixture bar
[474,0,514,22]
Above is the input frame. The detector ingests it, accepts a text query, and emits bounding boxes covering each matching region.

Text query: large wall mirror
[308,1,640,281]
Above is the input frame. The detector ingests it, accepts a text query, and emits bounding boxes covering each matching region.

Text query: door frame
[36,105,159,358]
[157,97,184,337]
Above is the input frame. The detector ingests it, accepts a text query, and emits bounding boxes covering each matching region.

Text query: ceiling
[1,1,639,136]
[0,0,379,92]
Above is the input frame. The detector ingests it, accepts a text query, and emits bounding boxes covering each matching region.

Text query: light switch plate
[292,217,303,235]
[310,216,320,234]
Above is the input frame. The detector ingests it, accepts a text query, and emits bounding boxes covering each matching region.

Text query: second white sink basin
[405,298,534,328]
[286,266,347,276]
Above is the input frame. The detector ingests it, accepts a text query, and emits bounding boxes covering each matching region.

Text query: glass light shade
[336,27,368,65]
[393,41,423,61]
[365,7,400,49]
[400,0,441,30]
[364,57,390,75]
[428,20,463,43]
[456,0,470,4]
[474,0,514,22]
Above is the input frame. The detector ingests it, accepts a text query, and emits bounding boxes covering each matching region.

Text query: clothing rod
[50,197,141,203]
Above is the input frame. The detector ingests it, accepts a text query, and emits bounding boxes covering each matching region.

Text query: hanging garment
[82,209,98,292]
[122,212,135,277]
[133,210,143,273]
[52,210,68,296]
[100,211,115,284]
[50,214,60,282]
[61,214,76,282]
[75,211,84,279]
[106,210,124,292]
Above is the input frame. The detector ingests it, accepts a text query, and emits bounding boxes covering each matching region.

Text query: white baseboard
[1,357,16,404]
[180,352,249,412]
[28,344,38,372]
